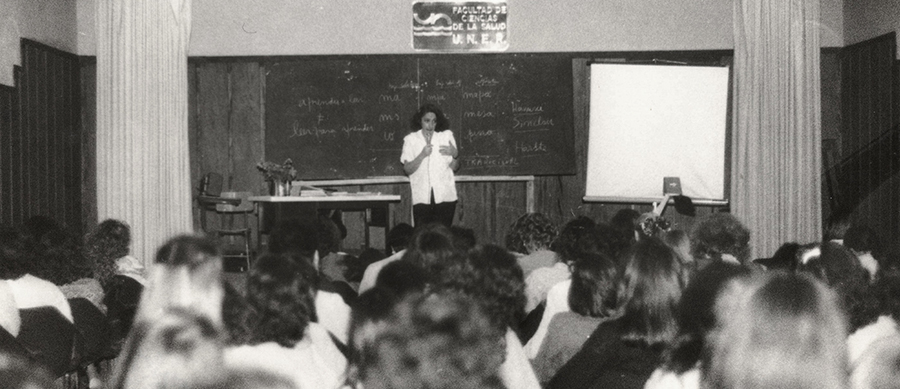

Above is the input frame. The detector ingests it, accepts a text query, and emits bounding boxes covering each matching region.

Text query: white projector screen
[585,63,730,202]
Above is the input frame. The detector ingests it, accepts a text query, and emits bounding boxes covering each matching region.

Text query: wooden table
[249,194,401,252]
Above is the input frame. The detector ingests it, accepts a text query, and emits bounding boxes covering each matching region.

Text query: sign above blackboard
[412,1,509,51]
[264,55,575,179]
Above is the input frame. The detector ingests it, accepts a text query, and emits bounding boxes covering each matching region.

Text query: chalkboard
[265,55,575,179]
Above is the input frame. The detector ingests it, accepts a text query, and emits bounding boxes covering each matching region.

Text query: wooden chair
[197,173,255,271]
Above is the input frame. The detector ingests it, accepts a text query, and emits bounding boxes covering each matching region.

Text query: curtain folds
[731,0,822,258]
[96,0,193,267]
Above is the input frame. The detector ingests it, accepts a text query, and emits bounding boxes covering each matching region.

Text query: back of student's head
[386,223,414,254]
[567,252,618,318]
[704,272,847,389]
[449,225,477,252]
[663,261,749,373]
[436,244,526,332]
[402,222,458,277]
[796,241,869,291]
[0,227,27,280]
[316,214,343,256]
[753,242,801,272]
[689,212,751,266]
[552,216,600,265]
[845,224,882,254]
[505,212,558,255]
[83,218,131,285]
[617,237,686,346]
[110,307,226,389]
[376,260,428,297]
[139,235,224,325]
[267,219,318,261]
[356,291,505,389]
[246,253,316,348]
[610,208,640,246]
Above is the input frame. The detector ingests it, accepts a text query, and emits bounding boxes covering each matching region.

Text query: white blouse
[401,129,458,205]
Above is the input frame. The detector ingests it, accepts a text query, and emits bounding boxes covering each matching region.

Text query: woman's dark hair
[155,235,222,268]
[246,253,316,347]
[401,223,459,278]
[356,292,505,389]
[267,219,318,263]
[435,244,525,332]
[505,213,558,254]
[754,242,801,272]
[568,253,618,318]
[376,260,429,297]
[84,219,131,286]
[844,225,882,254]
[663,261,749,373]
[796,242,878,332]
[221,281,257,346]
[689,213,751,265]
[409,103,450,132]
[552,216,599,265]
[386,223,415,253]
[17,216,84,285]
[617,237,686,346]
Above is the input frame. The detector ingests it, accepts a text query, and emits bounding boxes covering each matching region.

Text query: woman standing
[401,104,459,227]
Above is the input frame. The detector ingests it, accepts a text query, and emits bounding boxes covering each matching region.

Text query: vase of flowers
[256,158,297,196]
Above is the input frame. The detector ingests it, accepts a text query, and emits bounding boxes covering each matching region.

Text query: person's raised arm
[403,144,433,175]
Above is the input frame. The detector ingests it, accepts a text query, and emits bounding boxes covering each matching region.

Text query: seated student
[702,272,848,389]
[796,242,877,333]
[844,224,883,281]
[689,213,752,269]
[107,307,227,389]
[224,253,346,389]
[847,273,900,382]
[0,227,73,323]
[548,238,687,389]
[506,212,559,277]
[355,291,506,389]
[85,219,145,340]
[643,261,750,389]
[436,244,540,389]
[532,253,618,384]
[268,219,352,344]
[359,223,414,293]
[375,260,429,298]
[345,248,385,291]
[524,216,598,314]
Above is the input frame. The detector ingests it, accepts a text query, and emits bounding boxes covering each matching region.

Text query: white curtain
[96,0,193,266]
[731,0,822,258]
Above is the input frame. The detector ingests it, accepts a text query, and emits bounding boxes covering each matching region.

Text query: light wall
[76,0,844,57]
[0,0,77,86]
[844,0,900,57]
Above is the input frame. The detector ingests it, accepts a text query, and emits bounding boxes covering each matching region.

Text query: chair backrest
[215,191,255,213]
[199,172,224,197]
[0,325,32,361]
[17,306,76,377]
[69,298,114,364]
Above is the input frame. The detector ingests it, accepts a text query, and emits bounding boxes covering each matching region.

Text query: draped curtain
[731,0,822,258]
[96,0,193,266]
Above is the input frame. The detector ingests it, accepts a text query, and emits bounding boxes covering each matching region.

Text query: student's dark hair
[450,225,477,252]
[409,103,450,132]
[610,208,640,246]
[823,209,852,241]
[386,223,414,253]
[155,235,222,268]
[796,242,876,332]
[20,217,83,285]
[376,260,428,297]
[754,242,801,272]
[267,219,318,262]
[246,253,316,347]
[356,292,505,389]
[663,261,749,373]
[349,286,401,369]
[0,227,28,280]
[568,253,618,318]
[689,213,751,265]
[401,222,458,277]
[505,212,558,254]
[617,237,686,346]
[436,244,525,331]
[221,281,257,346]
[84,219,131,285]
[316,214,342,256]
[552,216,599,265]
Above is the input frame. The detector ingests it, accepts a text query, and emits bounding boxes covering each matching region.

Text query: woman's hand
[438,143,458,158]
[420,144,434,158]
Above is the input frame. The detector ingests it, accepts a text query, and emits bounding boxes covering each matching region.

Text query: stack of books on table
[299,185,328,197]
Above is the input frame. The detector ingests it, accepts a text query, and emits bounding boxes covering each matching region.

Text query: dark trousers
[413,191,456,227]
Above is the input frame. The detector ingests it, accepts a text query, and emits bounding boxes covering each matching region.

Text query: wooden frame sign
[412,1,509,51]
